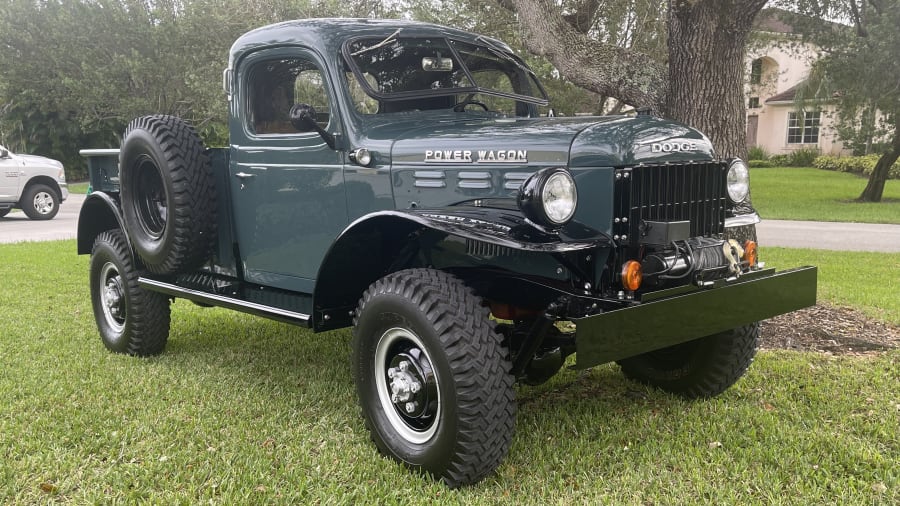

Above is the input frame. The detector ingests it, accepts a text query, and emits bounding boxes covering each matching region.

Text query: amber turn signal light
[621,260,643,291]
[743,240,758,268]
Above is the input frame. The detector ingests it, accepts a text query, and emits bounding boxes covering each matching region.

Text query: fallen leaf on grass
[708,441,723,449]
[872,482,887,494]
[39,482,57,494]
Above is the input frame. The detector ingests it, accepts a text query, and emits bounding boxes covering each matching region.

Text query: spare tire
[120,115,217,275]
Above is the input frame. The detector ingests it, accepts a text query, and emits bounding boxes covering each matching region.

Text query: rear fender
[76,192,131,255]
[312,207,608,331]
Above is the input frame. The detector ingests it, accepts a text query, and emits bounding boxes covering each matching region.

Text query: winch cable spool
[642,239,737,282]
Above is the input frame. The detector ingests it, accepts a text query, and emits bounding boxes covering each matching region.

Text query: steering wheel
[453,99,490,112]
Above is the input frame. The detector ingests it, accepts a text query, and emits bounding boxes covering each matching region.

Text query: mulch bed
[760,304,900,354]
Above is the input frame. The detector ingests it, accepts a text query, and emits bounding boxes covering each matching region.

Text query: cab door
[0,148,23,202]
[229,48,348,293]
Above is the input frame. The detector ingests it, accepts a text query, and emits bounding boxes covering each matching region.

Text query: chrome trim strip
[413,170,445,179]
[725,212,762,228]
[139,278,311,322]
[414,180,446,188]
[79,148,121,156]
[459,181,491,189]
[459,171,491,180]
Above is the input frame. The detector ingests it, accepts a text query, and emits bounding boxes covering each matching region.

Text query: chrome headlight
[517,167,578,228]
[727,159,750,203]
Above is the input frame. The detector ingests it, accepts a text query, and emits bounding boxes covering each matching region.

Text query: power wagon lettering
[424,149,528,163]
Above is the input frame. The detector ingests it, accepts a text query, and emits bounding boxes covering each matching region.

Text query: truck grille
[613,161,728,246]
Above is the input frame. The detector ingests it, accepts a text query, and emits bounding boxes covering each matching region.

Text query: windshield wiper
[351,28,402,57]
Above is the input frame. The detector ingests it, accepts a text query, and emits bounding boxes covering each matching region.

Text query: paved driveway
[756,219,900,253]
[0,193,85,244]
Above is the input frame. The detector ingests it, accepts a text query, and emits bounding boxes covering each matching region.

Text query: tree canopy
[3,0,768,182]
[0,0,389,177]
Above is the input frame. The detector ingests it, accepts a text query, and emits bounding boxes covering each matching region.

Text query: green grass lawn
[1,240,898,504]
[67,181,89,194]
[751,167,900,224]
[763,248,900,326]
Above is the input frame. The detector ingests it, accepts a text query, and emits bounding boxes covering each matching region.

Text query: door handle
[235,172,256,179]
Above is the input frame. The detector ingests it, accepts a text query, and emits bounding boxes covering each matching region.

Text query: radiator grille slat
[614,162,727,245]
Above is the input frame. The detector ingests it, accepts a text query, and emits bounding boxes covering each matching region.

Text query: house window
[748,97,760,109]
[750,58,763,85]
[787,111,820,144]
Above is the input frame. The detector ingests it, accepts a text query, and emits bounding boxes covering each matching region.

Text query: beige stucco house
[745,12,850,156]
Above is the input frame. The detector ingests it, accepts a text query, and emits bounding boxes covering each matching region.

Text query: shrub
[747,145,769,160]
[788,147,820,167]
[748,159,775,168]
[769,154,790,166]
[813,154,900,179]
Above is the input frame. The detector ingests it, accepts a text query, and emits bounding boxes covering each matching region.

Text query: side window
[247,57,331,135]
[346,72,380,114]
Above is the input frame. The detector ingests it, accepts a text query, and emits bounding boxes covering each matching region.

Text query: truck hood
[374,112,716,233]
[375,113,715,167]
[16,153,65,171]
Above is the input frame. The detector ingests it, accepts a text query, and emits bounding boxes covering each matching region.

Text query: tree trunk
[858,115,900,202]
[667,0,767,244]
[666,0,767,160]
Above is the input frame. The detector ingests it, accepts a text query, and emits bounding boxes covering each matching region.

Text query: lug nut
[405,402,416,413]
[410,383,420,393]
[399,361,410,372]
[387,367,397,378]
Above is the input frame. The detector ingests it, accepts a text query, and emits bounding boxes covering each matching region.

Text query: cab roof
[228,18,513,67]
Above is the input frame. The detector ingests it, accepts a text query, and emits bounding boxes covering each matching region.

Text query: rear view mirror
[289,103,336,150]
[290,103,319,132]
[422,57,453,72]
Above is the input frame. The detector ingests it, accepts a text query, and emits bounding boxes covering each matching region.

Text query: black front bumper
[573,266,817,368]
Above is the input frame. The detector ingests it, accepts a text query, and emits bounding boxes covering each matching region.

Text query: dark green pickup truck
[77,18,816,487]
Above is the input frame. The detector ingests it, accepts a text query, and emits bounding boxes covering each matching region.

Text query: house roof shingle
[765,84,800,104]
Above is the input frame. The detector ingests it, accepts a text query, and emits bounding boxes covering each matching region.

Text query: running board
[139,277,311,326]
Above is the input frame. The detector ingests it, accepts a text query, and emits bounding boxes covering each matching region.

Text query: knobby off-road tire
[617,323,759,399]
[120,115,216,275]
[90,229,171,356]
[21,183,59,220]
[353,268,516,487]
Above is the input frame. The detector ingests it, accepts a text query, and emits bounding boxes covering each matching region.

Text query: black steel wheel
[617,323,759,398]
[119,115,216,275]
[353,268,515,487]
[90,229,170,356]
[21,183,59,220]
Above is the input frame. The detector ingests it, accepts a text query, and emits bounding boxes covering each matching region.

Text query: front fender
[76,192,129,255]
[311,206,610,331]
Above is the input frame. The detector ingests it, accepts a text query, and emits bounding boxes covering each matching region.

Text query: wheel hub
[374,328,440,443]
[387,356,428,417]
[99,262,126,331]
[135,158,167,237]
[33,191,54,214]
[103,279,124,318]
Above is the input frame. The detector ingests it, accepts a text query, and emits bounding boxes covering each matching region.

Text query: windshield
[344,36,549,116]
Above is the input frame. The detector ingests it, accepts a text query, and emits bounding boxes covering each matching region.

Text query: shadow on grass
[157,301,707,451]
